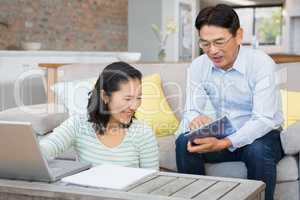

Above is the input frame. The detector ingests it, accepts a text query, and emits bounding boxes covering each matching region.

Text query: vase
[158,49,166,62]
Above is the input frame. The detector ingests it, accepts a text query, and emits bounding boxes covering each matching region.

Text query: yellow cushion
[135,74,179,137]
[281,90,300,128]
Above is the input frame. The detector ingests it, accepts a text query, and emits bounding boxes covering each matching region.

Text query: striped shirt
[39,115,159,169]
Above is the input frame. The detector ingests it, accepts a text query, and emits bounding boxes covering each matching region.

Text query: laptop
[0,120,91,182]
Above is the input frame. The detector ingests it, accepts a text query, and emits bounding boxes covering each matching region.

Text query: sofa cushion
[205,162,247,179]
[0,104,68,135]
[159,135,298,182]
[280,121,300,155]
[135,74,179,137]
[157,135,177,171]
[57,63,190,119]
[205,155,298,182]
[274,181,300,200]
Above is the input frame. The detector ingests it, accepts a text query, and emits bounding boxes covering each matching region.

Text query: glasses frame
[198,35,234,50]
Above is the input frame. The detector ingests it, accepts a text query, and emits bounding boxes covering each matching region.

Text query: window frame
[233,4,283,46]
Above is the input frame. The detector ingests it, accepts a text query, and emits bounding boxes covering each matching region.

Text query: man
[175,4,284,200]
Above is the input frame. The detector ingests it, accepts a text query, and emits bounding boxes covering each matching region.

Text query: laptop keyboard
[48,160,71,176]
[47,159,90,179]
[50,167,66,174]
[48,159,64,168]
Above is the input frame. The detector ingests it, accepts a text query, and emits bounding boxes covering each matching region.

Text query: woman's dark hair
[87,62,142,134]
[195,4,240,36]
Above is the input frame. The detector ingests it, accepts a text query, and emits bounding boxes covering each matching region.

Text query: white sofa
[1,62,300,200]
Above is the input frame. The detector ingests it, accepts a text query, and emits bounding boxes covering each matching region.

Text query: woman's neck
[105,119,123,133]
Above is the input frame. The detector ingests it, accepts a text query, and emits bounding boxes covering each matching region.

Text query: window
[235,6,282,46]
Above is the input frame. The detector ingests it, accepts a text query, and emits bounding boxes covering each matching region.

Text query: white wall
[128,0,162,61]
[162,0,177,61]
[281,0,300,53]
[128,0,198,62]
[171,0,199,61]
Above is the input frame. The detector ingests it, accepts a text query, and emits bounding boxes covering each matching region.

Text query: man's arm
[184,60,210,123]
[227,56,283,149]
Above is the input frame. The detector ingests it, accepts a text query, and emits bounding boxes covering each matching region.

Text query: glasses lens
[214,41,226,48]
[199,41,209,49]
[199,36,232,50]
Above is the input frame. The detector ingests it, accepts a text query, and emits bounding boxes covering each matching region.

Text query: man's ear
[236,28,244,45]
[100,90,109,104]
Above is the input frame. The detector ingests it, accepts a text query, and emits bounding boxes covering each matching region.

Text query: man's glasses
[198,36,233,50]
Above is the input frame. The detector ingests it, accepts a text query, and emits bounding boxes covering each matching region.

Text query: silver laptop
[0,120,91,182]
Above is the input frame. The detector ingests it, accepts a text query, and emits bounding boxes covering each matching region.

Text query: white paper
[62,164,157,190]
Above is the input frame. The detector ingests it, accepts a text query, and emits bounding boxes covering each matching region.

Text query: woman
[40,62,159,169]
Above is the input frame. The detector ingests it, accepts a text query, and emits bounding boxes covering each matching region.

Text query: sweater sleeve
[134,121,159,170]
[39,116,78,158]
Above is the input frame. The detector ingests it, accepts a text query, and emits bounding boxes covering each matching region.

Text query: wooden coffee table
[0,171,265,200]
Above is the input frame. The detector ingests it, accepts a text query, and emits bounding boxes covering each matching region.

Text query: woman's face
[105,78,142,125]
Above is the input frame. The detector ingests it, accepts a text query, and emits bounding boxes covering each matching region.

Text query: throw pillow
[135,74,179,137]
[51,78,96,115]
[281,90,300,128]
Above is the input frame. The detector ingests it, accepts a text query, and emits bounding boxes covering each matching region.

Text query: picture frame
[178,2,193,61]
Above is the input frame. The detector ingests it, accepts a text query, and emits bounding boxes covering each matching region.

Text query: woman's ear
[100,90,109,104]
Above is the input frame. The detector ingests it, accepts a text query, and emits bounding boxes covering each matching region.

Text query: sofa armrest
[157,135,177,172]
[0,103,68,135]
[280,121,300,155]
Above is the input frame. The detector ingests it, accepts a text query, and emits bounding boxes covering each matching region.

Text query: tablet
[185,116,235,143]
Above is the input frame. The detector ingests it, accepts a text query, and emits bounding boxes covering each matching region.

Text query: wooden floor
[0,172,265,200]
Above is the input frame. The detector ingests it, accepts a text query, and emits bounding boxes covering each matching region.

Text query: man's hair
[195,4,240,36]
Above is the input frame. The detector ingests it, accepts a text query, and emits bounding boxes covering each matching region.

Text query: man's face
[199,25,243,70]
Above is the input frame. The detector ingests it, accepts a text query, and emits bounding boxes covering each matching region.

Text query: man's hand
[188,115,213,130]
[187,137,232,153]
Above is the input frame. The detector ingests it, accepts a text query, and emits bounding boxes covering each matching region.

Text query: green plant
[258,8,282,44]
[151,20,176,49]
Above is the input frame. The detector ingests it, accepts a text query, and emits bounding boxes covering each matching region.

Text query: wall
[128,0,162,61]
[282,0,300,53]
[128,0,198,62]
[0,0,128,51]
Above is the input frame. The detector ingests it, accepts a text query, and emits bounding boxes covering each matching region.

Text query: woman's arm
[136,122,159,169]
[39,116,78,158]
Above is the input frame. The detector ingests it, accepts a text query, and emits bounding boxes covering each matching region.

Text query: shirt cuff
[226,133,246,150]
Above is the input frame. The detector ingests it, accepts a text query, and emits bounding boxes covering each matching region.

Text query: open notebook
[62,164,157,190]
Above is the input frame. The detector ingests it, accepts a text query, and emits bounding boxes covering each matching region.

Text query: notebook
[0,120,91,182]
[62,164,157,190]
[185,115,235,143]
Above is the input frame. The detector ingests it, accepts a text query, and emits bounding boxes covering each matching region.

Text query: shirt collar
[231,45,246,74]
[209,45,246,75]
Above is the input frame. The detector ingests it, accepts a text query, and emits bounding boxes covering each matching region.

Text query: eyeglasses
[198,36,233,50]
